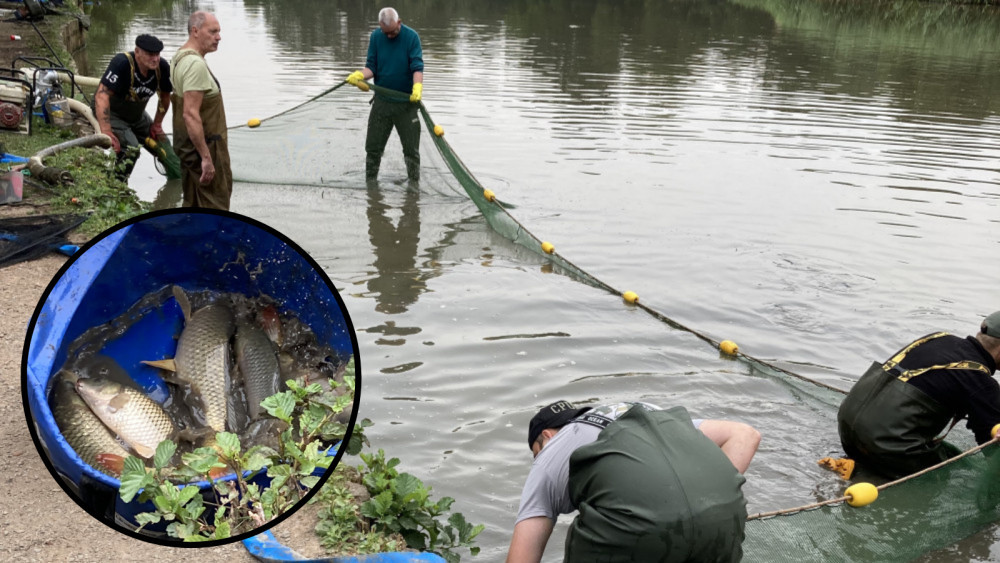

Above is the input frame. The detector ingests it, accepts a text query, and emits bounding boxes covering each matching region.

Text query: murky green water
[80,1,1000,560]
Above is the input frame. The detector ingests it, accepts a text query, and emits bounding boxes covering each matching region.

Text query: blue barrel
[243,531,447,562]
[24,210,359,539]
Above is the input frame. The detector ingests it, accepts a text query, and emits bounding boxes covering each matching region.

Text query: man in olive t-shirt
[171,10,232,210]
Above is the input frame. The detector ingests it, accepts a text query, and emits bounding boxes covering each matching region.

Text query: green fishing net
[228,81,1000,560]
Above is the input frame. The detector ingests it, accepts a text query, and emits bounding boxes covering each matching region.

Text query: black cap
[982,311,1000,338]
[135,34,163,54]
[527,400,590,449]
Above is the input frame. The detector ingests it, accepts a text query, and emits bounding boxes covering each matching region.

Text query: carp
[75,375,176,459]
[235,319,281,420]
[143,286,235,433]
[50,370,132,477]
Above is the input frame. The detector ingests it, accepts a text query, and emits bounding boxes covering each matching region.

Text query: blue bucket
[24,209,360,541]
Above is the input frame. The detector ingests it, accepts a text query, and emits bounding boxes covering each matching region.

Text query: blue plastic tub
[243,531,447,562]
[24,210,359,541]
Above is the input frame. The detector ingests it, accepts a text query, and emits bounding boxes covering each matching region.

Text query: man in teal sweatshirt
[347,7,424,182]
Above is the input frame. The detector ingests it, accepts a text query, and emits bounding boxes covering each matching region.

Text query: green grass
[3,123,151,236]
[2,6,149,238]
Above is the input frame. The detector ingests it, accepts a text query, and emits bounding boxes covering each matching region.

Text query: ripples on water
[82,1,1000,559]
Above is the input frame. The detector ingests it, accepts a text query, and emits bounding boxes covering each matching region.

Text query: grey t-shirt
[514,402,703,524]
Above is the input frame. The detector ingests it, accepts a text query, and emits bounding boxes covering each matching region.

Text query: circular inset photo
[22,209,360,545]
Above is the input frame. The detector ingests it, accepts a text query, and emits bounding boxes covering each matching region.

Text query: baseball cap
[135,34,164,54]
[982,311,1000,338]
[527,400,590,449]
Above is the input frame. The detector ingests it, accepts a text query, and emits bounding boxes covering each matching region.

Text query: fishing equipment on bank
[224,80,1000,561]
[0,212,84,268]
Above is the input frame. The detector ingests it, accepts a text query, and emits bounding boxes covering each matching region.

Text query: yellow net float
[720,340,739,355]
[845,482,878,507]
[483,189,496,202]
[992,423,1000,440]
[434,124,445,136]
[247,118,261,128]
[623,291,639,304]
[541,242,554,254]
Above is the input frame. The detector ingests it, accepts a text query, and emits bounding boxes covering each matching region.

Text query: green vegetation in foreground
[118,364,359,540]
[315,448,485,563]
[2,123,150,235]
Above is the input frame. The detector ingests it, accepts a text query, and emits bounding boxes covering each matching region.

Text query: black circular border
[19,207,363,548]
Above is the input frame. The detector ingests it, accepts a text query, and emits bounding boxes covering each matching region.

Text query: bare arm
[506,516,553,563]
[181,90,214,184]
[94,85,114,137]
[698,420,761,474]
[413,70,423,85]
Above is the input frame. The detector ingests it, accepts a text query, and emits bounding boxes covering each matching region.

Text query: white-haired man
[346,7,424,183]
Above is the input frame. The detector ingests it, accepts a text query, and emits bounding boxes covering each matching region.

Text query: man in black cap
[838,311,1000,480]
[93,34,172,182]
[508,400,760,562]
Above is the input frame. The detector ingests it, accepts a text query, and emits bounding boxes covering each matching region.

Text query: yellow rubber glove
[817,457,855,480]
[346,70,364,86]
[410,83,423,103]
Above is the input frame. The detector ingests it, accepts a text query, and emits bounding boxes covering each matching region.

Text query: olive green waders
[838,332,990,479]
[170,51,233,210]
[565,406,747,563]
[366,96,421,182]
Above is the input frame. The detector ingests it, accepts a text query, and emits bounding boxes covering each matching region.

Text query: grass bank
[1,4,150,237]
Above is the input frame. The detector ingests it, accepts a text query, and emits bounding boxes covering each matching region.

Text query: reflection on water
[365,185,424,315]
[81,0,1000,560]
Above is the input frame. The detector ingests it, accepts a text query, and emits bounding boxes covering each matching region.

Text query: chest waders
[565,406,747,563]
[837,332,991,479]
[170,50,233,210]
[365,94,421,182]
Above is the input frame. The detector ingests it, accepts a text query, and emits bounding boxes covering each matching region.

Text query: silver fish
[50,371,131,477]
[75,376,175,459]
[144,286,235,433]
[236,319,281,420]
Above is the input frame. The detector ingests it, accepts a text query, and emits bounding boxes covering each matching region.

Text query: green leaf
[261,391,296,423]
[119,455,154,503]
[182,447,224,474]
[299,404,327,436]
[134,511,162,527]
[243,451,272,473]
[216,432,241,460]
[153,440,177,471]
[393,473,424,500]
[300,475,320,489]
[177,485,200,507]
[435,496,456,512]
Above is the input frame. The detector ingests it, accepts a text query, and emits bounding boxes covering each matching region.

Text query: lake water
[79,0,1000,560]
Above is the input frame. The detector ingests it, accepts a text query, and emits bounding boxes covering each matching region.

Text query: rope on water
[746,438,999,521]
[355,79,850,396]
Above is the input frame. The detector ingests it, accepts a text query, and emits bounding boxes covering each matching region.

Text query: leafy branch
[117,369,359,540]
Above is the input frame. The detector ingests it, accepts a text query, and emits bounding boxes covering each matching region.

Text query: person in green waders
[508,400,761,562]
[171,10,232,210]
[92,34,172,182]
[346,7,423,183]
[837,311,1000,480]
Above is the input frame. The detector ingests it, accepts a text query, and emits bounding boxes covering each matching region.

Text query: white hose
[19,68,100,90]
[28,134,113,184]
[65,97,100,133]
